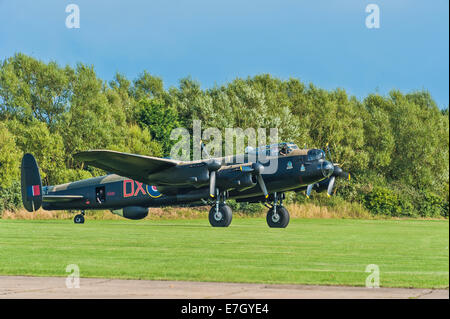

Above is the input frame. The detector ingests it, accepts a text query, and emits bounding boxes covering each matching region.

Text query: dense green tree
[134,98,180,155]
[291,85,368,172]
[0,123,21,187]
[0,53,72,128]
[123,124,162,156]
[108,72,134,123]
[6,119,65,185]
[132,71,165,100]
[57,63,129,168]
[363,94,395,172]
[386,91,448,192]
[0,53,448,217]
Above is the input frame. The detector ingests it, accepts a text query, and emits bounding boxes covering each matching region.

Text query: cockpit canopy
[243,143,327,160]
[307,149,326,161]
[245,142,299,156]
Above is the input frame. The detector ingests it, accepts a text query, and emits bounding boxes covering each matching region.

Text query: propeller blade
[256,173,269,199]
[326,142,334,163]
[306,184,313,198]
[340,170,350,181]
[209,170,216,198]
[327,176,336,197]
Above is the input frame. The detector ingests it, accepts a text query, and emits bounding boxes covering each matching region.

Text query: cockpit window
[278,142,298,155]
[246,142,299,157]
[307,149,326,161]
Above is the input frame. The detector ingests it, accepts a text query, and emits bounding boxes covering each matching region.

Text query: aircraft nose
[321,160,334,178]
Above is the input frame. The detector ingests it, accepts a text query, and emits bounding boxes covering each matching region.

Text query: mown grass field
[0,218,448,288]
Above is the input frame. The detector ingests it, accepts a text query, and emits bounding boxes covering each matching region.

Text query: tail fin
[21,153,43,212]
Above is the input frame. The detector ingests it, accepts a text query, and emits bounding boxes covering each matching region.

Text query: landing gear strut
[265,192,289,228]
[208,191,232,227]
[74,210,85,224]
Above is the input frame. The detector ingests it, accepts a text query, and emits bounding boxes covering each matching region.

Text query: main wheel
[74,214,85,224]
[209,204,232,227]
[266,205,289,228]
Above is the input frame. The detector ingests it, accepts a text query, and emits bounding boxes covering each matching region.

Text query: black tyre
[266,205,289,228]
[74,214,85,224]
[209,204,232,227]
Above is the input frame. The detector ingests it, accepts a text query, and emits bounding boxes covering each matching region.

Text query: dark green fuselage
[43,152,329,211]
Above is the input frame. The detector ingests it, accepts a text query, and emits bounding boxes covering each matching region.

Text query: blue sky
[0,0,448,108]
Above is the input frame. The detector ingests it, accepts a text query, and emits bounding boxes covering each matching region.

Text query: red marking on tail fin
[32,185,41,196]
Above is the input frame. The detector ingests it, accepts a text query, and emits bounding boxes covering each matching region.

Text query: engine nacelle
[313,178,331,193]
[217,171,257,191]
[111,206,149,220]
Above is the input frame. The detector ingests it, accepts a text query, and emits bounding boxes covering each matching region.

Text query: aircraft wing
[74,150,182,184]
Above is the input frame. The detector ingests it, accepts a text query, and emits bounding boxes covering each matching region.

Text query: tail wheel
[266,205,289,228]
[209,204,232,227]
[74,214,85,224]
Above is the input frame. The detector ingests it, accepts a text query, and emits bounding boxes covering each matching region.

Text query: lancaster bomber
[21,142,349,228]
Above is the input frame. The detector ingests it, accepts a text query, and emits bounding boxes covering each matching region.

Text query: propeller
[306,184,313,198]
[240,162,269,199]
[333,165,350,181]
[326,142,333,163]
[325,166,350,197]
[325,143,348,196]
[209,170,216,198]
[253,163,268,199]
[206,158,221,198]
[199,140,222,198]
[306,142,351,198]
[326,176,335,197]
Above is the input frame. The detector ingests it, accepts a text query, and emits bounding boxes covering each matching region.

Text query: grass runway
[0,218,448,288]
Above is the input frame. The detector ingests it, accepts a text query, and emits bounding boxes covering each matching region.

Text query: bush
[226,200,264,214]
[442,199,449,218]
[0,180,22,215]
[363,186,402,217]
[396,193,416,217]
[418,191,447,218]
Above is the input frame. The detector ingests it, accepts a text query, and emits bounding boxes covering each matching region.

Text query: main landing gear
[74,210,85,224]
[207,191,290,228]
[265,192,290,228]
[208,191,232,227]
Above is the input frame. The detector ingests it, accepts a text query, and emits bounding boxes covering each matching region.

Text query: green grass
[0,218,448,288]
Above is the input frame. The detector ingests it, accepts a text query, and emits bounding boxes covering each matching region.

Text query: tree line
[0,53,448,217]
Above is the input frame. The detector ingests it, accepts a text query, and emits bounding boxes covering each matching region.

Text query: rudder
[21,153,43,212]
